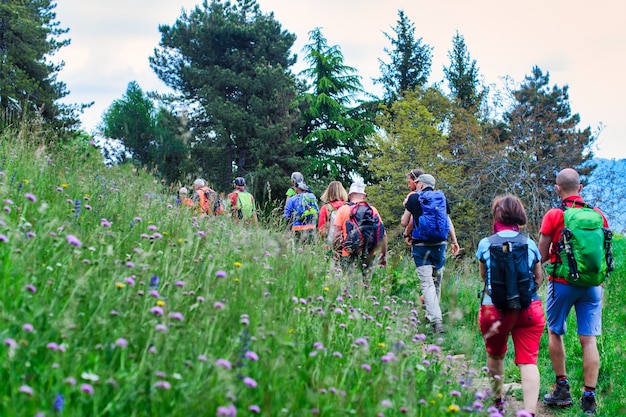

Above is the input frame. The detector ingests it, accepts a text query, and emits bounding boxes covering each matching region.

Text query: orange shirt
[333,202,383,257]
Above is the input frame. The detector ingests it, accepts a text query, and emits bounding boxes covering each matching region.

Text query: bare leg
[487,354,505,398]
[519,364,540,413]
[580,335,600,387]
[548,330,566,377]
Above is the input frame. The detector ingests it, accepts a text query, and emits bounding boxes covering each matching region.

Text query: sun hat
[233,177,246,186]
[291,172,304,183]
[348,182,366,195]
[416,174,436,188]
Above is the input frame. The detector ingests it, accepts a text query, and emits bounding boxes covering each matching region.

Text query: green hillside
[1,128,624,416]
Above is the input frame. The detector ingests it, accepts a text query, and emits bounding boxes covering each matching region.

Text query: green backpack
[235,191,255,220]
[552,200,614,286]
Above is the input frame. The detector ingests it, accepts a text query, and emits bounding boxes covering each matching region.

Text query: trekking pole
[604,228,615,274]
[562,229,580,282]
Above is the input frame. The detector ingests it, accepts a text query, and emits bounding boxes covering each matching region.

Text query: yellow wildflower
[234,261,242,268]
[323,286,329,291]
[156,300,166,307]
[115,282,125,289]
[22,179,29,184]
[438,393,443,399]
[447,404,460,413]
[288,328,294,334]
[178,238,183,244]
[234,277,240,282]
[61,183,69,188]
[377,342,386,348]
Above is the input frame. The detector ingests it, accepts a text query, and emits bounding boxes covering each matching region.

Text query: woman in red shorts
[475,194,545,416]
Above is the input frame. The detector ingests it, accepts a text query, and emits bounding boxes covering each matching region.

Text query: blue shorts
[411,243,446,270]
[546,281,603,336]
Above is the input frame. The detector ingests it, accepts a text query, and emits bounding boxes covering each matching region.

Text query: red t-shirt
[540,195,608,283]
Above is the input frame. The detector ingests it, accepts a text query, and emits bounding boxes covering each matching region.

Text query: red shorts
[479,299,545,365]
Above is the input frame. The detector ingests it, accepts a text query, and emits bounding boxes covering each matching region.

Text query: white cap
[348,182,366,196]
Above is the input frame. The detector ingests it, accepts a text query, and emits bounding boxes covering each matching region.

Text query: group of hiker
[176,167,612,416]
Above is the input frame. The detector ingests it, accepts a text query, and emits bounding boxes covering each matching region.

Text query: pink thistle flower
[66,235,81,247]
[248,405,261,413]
[125,261,135,268]
[100,218,111,227]
[114,338,128,348]
[197,231,205,237]
[175,280,185,287]
[215,270,227,278]
[155,380,171,390]
[85,205,92,210]
[2,206,9,214]
[149,346,157,354]
[64,377,76,386]
[361,364,371,372]
[25,284,37,293]
[80,383,94,395]
[197,296,205,302]
[124,276,136,286]
[244,351,259,361]
[197,355,208,362]
[169,312,184,321]
[25,193,37,202]
[18,385,34,395]
[47,342,59,350]
[243,377,257,388]
[155,371,167,378]
[149,290,159,298]
[150,306,164,316]
[381,399,393,407]
[334,308,344,314]
[213,301,225,309]
[155,324,168,332]
[332,351,343,358]
[22,323,34,332]
[148,225,157,231]
[215,359,232,369]
[0,234,7,243]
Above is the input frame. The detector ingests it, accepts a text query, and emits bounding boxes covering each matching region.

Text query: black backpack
[342,202,385,255]
[487,233,533,310]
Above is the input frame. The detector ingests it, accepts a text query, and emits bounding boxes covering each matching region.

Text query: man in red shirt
[538,168,608,415]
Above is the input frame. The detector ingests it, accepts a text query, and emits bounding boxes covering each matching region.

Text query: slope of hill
[585,158,626,233]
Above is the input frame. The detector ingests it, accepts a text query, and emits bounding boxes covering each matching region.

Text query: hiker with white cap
[401,173,460,334]
[332,182,387,277]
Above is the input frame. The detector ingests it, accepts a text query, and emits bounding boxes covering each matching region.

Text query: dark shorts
[411,243,446,270]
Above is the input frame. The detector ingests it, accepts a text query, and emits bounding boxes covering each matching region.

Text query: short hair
[320,181,348,203]
[556,168,580,193]
[406,168,424,181]
[193,178,206,188]
[492,194,527,226]
[290,172,304,184]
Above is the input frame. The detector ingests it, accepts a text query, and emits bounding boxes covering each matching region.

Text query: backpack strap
[561,198,592,210]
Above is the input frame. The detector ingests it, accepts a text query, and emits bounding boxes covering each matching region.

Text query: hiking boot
[543,382,573,407]
[433,321,445,334]
[581,394,597,415]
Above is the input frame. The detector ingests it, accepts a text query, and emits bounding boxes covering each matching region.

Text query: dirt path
[497,382,553,416]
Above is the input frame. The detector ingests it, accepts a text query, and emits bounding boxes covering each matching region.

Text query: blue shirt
[475,231,541,306]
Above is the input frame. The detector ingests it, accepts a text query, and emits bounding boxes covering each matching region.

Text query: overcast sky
[55,0,626,160]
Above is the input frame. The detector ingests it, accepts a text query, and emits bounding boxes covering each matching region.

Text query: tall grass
[1,127,624,416]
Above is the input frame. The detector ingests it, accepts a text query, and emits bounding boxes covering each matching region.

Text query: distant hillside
[585,158,626,233]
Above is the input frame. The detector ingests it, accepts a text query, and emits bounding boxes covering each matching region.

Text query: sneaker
[433,321,445,334]
[581,394,597,415]
[543,382,573,407]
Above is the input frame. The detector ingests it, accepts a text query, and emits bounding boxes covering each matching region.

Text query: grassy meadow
[1,128,624,417]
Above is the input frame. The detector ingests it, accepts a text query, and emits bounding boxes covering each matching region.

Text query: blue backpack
[412,190,450,243]
[296,192,319,225]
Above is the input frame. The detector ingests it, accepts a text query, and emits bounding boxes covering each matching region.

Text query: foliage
[443,31,485,112]
[364,88,459,233]
[0,0,84,131]
[149,0,301,200]
[296,28,376,187]
[375,10,433,103]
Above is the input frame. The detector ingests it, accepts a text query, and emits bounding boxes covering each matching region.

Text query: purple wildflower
[66,235,82,247]
[215,270,227,278]
[197,355,208,362]
[124,276,136,286]
[243,377,257,388]
[114,338,128,348]
[216,404,237,416]
[169,312,184,321]
[244,351,259,361]
[381,399,393,407]
[64,377,76,386]
[354,337,368,346]
[155,380,171,390]
[47,342,59,350]
[22,323,34,332]
[215,359,232,369]
[0,234,7,243]
[125,261,135,268]
[332,351,343,358]
[155,324,168,332]
[25,193,37,202]
[150,306,164,316]
[361,364,371,372]
[4,338,18,349]
[25,284,37,293]
[248,405,261,413]
[175,280,185,287]
[213,301,225,309]
[18,385,34,395]
[80,384,94,395]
